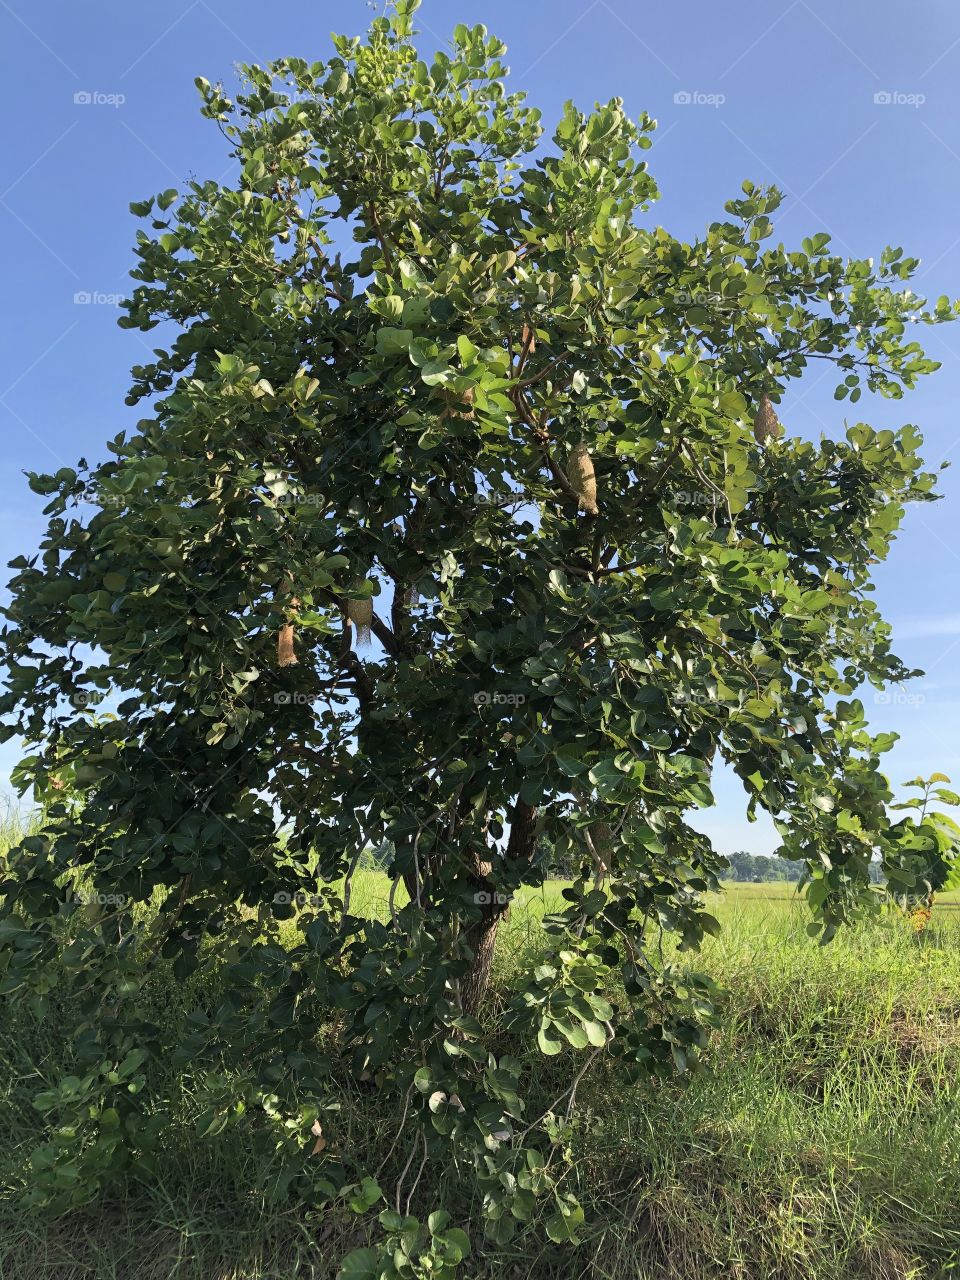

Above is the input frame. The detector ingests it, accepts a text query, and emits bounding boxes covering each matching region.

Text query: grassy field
[3,858,960,1279]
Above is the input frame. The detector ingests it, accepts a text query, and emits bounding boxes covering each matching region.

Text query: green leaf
[441,1226,471,1261]
[346,1177,383,1213]
[554,746,588,777]
[545,1200,585,1244]
[428,1209,451,1233]
[457,335,478,364]
[335,1248,380,1280]
[375,327,413,356]
[582,1019,607,1047]
[421,360,455,386]
[537,1023,563,1056]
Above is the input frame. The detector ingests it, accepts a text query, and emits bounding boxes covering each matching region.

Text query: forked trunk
[459,799,539,1014]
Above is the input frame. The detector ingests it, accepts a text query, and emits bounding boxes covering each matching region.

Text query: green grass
[3,847,960,1278]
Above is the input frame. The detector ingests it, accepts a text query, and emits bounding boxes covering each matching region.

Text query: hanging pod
[566,440,599,516]
[753,392,782,445]
[277,622,298,668]
[345,582,374,648]
[588,820,612,878]
[277,593,300,667]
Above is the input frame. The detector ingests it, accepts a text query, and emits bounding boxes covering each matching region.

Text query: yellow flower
[909,905,932,932]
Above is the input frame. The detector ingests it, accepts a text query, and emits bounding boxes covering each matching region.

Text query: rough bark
[460,911,501,1016]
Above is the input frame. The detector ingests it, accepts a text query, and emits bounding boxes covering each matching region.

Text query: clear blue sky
[2,0,960,853]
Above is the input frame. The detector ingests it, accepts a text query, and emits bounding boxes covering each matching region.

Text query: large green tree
[1,3,957,1270]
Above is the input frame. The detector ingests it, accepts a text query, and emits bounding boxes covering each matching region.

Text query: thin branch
[515,319,536,378]
[404,1132,429,1217]
[511,390,586,510]
[376,1084,413,1177]
[682,442,733,528]
[517,1047,603,1140]
[340,842,365,929]
[388,873,402,930]
[142,874,192,965]
[284,744,353,782]
[367,201,394,274]
[650,435,685,491]
[512,354,568,390]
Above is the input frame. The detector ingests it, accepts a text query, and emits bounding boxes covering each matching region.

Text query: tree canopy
[1,3,958,1271]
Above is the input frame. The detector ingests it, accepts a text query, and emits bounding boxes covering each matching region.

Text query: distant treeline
[724,851,804,882]
[360,843,882,885]
[724,851,885,884]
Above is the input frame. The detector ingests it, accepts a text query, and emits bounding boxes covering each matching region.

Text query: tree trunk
[458,799,539,1014]
[460,911,501,1015]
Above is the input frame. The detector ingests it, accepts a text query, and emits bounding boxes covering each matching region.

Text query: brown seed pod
[277,593,301,667]
[566,441,599,516]
[438,385,476,424]
[345,589,373,648]
[753,393,782,445]
[277,623,298,667]
[588,821,612,878]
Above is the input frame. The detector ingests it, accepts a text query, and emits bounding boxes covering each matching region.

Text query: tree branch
[284,743,353,782]
[367,201,394,274]
[511,390,587,511]
[369,610,401,657]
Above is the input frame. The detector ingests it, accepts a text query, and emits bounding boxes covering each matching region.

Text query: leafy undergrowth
[2,883,960,1279]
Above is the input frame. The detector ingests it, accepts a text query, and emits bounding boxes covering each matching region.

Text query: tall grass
[1,825,959,1278]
